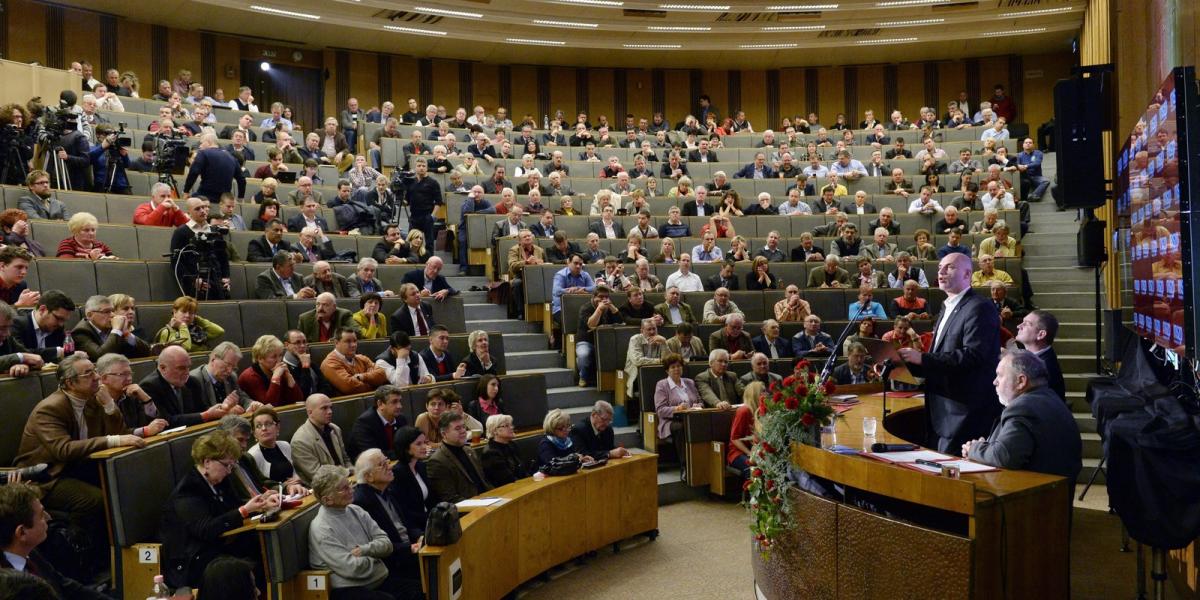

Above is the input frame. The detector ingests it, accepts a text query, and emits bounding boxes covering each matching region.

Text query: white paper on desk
[159,426,187,435]
[865,450,954,464]
[938,459,999,473]
[625,447,652,456]
[456,497,502,509]
[907,461,946,474]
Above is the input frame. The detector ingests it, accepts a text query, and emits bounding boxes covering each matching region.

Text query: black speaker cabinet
[1054,75,1108,208]
[1078,217,1107,267]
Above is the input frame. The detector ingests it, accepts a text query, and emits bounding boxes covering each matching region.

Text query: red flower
[757,402,767,416]
[751,468,763,478]
[796,359,811,371]
[782,375,795,387]
[743,479,752,491]
[800,413,815,426]
[762,442,774,454]
[766,480,776,490]
[784,396,798,410]
[772,392,782,403]
[797,385,808,397]
[768,381,776,392]
[823,378,837,394]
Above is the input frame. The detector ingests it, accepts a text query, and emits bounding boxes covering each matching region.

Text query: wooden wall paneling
[458,61,473,112]
[688,69,702,117]
[1007,55,1023,118]
[964,58,981,110]
[626,69,652,125]
[803,68,819,117]
[470,62,500,113]
[61,6,99,71]
[701,69,728,121]
[117,20,153,94]
[166,29,202,93]
[575,67,589,116]
[150,26,168,89]
[547,67,576,122]
[650,69,664,116]
[430,59,459,112]
[977,56,1010,98]
[417,58,432,107]
[778,67,806,128]
[587,68,613,124]
[816,67,844,128]
[6,0,46,65]
[1020,52,1072,133]
[199,33,216,96]
[895,62,924,115]
[882,65,898,119]
[99,15,117,75]
[662,69,691,125]
[497,65,511,115]
[741,69,768,133]
[376,54,391,111]
[508,65,539,126]
[727,70,742,119]
[389,55,420,108]
[764,70,779,131]
[612,68,627,125]
[843,66,857,124]
[322,50,338,121]
[345,51,375,108]
[211,37,240,103]
[0,0,7,59]
[922,62,938,110]
[937,61,967,117]
[855,65,886,124]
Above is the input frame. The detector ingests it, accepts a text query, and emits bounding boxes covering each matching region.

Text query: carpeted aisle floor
[518,485,1188,599]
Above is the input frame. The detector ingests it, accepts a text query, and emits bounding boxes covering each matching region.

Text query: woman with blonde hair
[480,413,528,486]
[404,229,431,264]
[727,381,764,479]
[654,237,678,264]
[537,408,595,468]
[154,295,225,352]
[56,212,114,259]
[238,335,303,406]
[667,175,695,200]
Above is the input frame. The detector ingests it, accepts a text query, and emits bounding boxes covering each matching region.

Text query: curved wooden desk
[419,453,659,600]
[752,391,1072,600]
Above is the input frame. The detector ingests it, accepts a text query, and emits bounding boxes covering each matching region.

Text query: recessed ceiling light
[647,25,712,31]
[766,4,838,9]
[877,18,944,27]
[533,19,599,28]
[980,27,1047,37]
[855,37,918,45]
[384,25,447,36]
[624,43,683,49]
[739,43,798,49]
[1007,6,1077,17]
[555,0,623,5]
[506,37,567,46]
[761,24,825,31]
[874,0,946,6]
[249,5,320,19]
[658,4,730,10]
[413,5,483,18]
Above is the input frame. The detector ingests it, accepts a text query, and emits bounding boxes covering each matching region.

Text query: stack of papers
[863,450,999,474]
[456,497,503,510]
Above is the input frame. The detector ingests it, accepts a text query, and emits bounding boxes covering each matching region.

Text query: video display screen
[1115,71,1189,357]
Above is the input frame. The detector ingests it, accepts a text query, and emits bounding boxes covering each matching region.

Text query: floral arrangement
[744,359,837,553]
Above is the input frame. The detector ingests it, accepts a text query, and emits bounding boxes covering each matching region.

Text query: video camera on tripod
[153,130,191,174]
[171,223,231,300]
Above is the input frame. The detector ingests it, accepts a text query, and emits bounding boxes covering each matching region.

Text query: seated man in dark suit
[70,295,151,361]
[963,349,1081,481]
[12,289,75,363]
[0,482,112,599]
[752,319,792,359]
[420,325,466,381]
[545,231,582,264]
[294,226,338,264]
[298,293,356,344]
[426,411,492,503]
[400,256,458,300]
[254,252,317,300]
[131,345,234,429]
[348,384,409,460]
[833,342,877,385]
[1014,310,1066,403]
[390,283,436,337]
[285,198,331,233]
[569,400,632,461]
[246,219,300,263]
[350,449,424,590]
[791,314,835,358]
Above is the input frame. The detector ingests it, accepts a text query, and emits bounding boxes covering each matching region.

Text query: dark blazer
[295,240,338,263]
[752,334,793,359]
[389,461,436,537]
[247,236,296,263]
[70,320,151,361]
[687,150,720,163]
[12,312,63,363]
[569,417,615,461]
[537,436,581,468]
[908,288,1001,453]
[0,550,109,599]
[733,163,777,179]
[426,444,492,503]
[791,331,835,358]
[680,200,714,217]
[390,302,436,337]
[401,269,458,296]
[286,213,331,234]
[1038,346,1067,403]
[791,244,827,262]
[480,439,530,487]
[348,407,409,460]
[463,353,499,377]
[587,220,626,239]
[218,125,258,142]
[420,348,460,382]
[841,201,879,214]
[159,468,247,588]
[352,483,419,577]
[529,222,557,239]
[255,268,307,299]
[133,371,210,428]
[967,386,1081,481]
[706,273,740,291]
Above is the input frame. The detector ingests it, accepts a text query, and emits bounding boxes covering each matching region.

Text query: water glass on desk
[862,416,878,437]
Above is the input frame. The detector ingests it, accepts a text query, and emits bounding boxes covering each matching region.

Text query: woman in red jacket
[238,334,303,406]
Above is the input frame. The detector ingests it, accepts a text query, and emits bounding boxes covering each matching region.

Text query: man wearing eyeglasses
[17,170,71,221]
[0,301,47,378]
[14,353,144,580]
[10,290,75,365]
[569,400,631,461]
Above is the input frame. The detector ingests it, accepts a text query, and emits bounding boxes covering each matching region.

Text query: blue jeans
[731,454,751,480]
[370,147,383,170]
[576,341,595,384]
[344,127,358,154]
[1026,175,1050,200]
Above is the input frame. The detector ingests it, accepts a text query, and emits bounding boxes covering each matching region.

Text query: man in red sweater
[133,182,188,227]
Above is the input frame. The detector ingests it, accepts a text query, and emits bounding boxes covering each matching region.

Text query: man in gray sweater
[308,465,423,599]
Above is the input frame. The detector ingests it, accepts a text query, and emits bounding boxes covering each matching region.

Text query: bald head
[937,252,973,295]
[305,393,333,427]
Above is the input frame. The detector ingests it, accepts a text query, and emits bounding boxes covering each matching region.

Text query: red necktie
[384,422,395,451]
[416,308,428,336]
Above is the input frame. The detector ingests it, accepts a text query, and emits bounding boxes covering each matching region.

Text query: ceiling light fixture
[260,62,271,71]
[384,25,447,36]
[658,4,731,11]
[739,42,798,49]
[624,43,683,48]
[766,4,839,9]
[874,0,946,6]
[413,5,483,18]
[506,37,567,46]
[647,25,712,31]
[877,18,944,27]
[555,0,623,5]
[855,36,918,45]
[980,27,1047,37]
[533,19,599,28]
[761,24,826,31]
[1007,6,1078,17]
[249,5,320,19]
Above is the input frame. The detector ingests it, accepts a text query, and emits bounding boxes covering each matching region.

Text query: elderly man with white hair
[348,257,393,298]
[569,400,631,460]
[740,352,782,387]
[134,345,234,429]
[624,318,667,400]
[351,450,425,594]
[707,312,753,360]
[694,349,741,410]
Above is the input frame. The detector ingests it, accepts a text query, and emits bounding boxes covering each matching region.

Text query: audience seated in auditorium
[419,326,464,382]
[480,413,528,487]
[191,342,256,410]
[388,426,435,539]
[461,329,498,378]
[134,182,188,227]
[792,314,835,359]
[466,374,507,425]
[303,261,352,299]
[569,400,630,461]
[290,394,352,486]
[372,224,410,265]
[238,334,304,407]
[372,331,433,389]
[246,406,302,488]
[133,345,235,429]
[893,280,932,320]
[96,353,168,438]
[247,220,299,264]
[773,285,811,323]
[321,327,389,396]
[538,408,596,469]
[295,226,337,264]
[790,233,826,264]
[624,317,666,399]
[979,222,1021,258]
[9,290,72,364]
[753,319,793,359]
[740,352,782,388]
[746,256,779,291]
[0,483,111,599]
[808,255,851,289]
[653,353,702,462]
[348,258,392,298]
[651,286,693,326]
[56,212,114,259]
[300,293,356,344]
[401,256,457,299]
[427,411,492,503]
[347,385,409,461]
[0,209,43,257]
[727,382,763,480]
[349,292,387,340]
[694,349,743,409]
[153,295,225,353]
[576,286,623,387]
[70,294,150,360]
[972,254,1014,287]
[351,449,424,595]
[937,229,972,259]
[833,342,878,385]
[18,171,70,221]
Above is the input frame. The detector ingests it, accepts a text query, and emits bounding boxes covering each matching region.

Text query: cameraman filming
[401,157,442,246]
[169,197,231,300]
[0,103,35,186]
[183,132,246,201]
[89,123,131,194]
[45,107,91,191]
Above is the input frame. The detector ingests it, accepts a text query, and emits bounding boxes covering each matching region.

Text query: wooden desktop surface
[419,452,659,600]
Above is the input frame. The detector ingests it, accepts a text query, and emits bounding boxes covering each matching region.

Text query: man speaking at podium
[898,252,1001,453]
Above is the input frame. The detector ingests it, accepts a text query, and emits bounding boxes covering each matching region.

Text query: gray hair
[485,414,513,439]
[357,257,378,271]
[708,348,730,364]
[311,465,351,504]
[1001,348,1048,389]
[211,341,242,362]
[95,353,131,375]
[84,295,112,314]
[57,353,90,387]
[217,414,252,437]
[0,301,14,322]
[591,400,614,417]
[373,384,402,406]
[353,448,386,480]
[271,251,293,269]
[151,182,172,196]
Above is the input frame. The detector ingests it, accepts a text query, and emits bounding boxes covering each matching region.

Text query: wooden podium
[752,390,1073,600]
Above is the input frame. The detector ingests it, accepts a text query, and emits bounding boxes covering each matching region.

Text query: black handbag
[424,501,462,546]
[542,455,581,476]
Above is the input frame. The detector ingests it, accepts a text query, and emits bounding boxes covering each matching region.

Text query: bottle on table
[150,574,170,599]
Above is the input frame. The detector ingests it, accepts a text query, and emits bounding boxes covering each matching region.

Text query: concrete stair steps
[1025,267,1097,283]
[1081,432,1102,458]
[1031,280,1106,294]
[1038,307,1101,321]
[464,318,540,334]
[1074,411,1096,434]
[511,367,575,389]
[1078,458,1106,485]
[502,333,553,353]
[504,350,563,371]
[463,302,508,320]
[1058,354,1108,371]
[1029,292,1103,309]
[1066,373,1104,393]
[1022,254,1087,268]
[546,387,611,410]
[1052,339,1107,355]
[1054,323,1106,339]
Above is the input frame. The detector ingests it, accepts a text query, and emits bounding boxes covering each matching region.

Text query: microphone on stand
[818,297,871,384]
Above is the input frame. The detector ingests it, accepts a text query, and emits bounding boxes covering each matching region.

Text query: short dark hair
[1029,309,1060,344]
[438,409,463,432]
[37,289,75,313]
[676,322,693,336]
[333,327,358,342]
[271,251,293,268]
[359,292,382,309]
[200,556,258,600]
[0,483,41,547]
[388,330,412,349]
[429,324,449,336]
[374,384,402,407]
[662,353,684,370]
[0,245,32,265]
[393,426,423,463]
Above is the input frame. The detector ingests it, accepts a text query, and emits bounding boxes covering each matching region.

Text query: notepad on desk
[865,450,999,474]
[456,497,503,510]
[863,449,954,464]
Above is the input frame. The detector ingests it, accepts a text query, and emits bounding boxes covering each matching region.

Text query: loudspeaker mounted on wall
[1053,71,1110,209]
